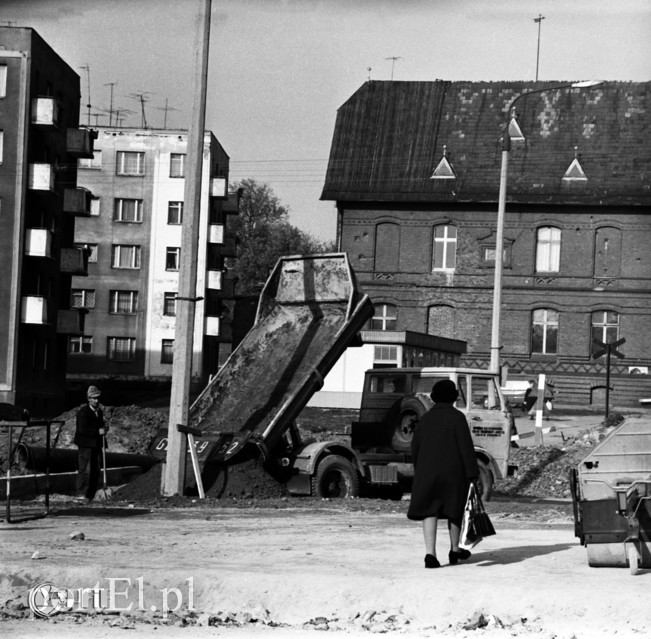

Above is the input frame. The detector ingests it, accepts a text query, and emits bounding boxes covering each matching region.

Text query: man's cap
[87,385,101,398]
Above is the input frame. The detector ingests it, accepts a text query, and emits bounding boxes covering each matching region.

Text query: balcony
[56,309,87,334]
[60,247,89,275]
[210,177,227,199]
[66,128,97,158]
[204,316,221,337]
[21,296,49,325]
[63,187,92,216]
[28,163,55,191]
[31,97,59,126]
[24,228,53,258]
[218,234,238,258]
[208,223,224,244]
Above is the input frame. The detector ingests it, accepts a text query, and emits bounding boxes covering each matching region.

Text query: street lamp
[489,80,604,374]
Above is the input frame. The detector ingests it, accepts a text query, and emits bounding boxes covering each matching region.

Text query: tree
[227,179,336,295]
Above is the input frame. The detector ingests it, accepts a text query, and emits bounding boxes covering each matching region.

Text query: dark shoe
[424,554,440,569]
[449,549,471,565]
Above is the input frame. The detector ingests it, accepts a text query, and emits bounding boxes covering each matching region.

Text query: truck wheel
[476,459,494,502]
[312,455,359,499]
[391,410,419,452]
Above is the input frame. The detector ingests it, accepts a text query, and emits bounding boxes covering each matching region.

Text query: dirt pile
[495,414,624,499]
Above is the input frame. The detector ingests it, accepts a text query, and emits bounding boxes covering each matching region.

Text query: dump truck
[150,253,516,500]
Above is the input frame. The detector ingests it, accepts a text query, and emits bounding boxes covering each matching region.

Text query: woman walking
[407,379,479,568]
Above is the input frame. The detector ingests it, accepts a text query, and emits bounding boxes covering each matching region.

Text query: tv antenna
[79,64,91,125]
[103,81,117,126]
[533,14,545,82]
[155,98,181,130]
[128,90,154,128]
[367,67,372,81]
[385,56,402,81]
[97,105,135,128]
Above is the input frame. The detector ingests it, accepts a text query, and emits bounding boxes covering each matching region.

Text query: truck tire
[312,455,359,499]
[390,398,427,453]
[476,459,494,502]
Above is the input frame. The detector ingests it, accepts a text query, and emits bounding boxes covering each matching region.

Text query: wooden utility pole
[163,0,212,496]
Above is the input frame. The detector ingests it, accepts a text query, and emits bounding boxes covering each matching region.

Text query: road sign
[592,337,626,360]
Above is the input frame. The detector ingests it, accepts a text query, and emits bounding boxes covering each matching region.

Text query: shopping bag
[473,490,496,538]
[459,484,482,549]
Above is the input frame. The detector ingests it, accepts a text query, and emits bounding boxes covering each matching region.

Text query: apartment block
[0,27,94,415]
[68,127,237,387]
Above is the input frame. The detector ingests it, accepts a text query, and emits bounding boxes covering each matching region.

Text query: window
[532,309,559,354]
[108,337,136,361]
[168,201,183,225]
[170,153,186,178]
[591,311,619,345]
[161,339,174,364]
[114,198,143,223]
[163,292,177,316]
[75,243,98,262]
[69,336,92,354]
[89,197,100,216]
[109,290,138,314]
[116,151,145,176]
[373,345,399,368]
[481,245,511,267]
[536,227,561,273]
[0,64,6,98]
[432,224,457,270]
[370,303,397,331]
[79,150,102,169]
[166,247,180,271]
[71,289,95,309]
[112,245,141,269]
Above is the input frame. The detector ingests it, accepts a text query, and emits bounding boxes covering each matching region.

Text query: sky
[3,0,650,241]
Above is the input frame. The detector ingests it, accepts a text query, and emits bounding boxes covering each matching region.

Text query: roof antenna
[156,98,180,130]
[367,67,372,82]
[128,91,153,129]
[384,56,403,81]
[103,81,117,126]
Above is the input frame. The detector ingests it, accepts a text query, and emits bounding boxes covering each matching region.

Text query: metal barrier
[1,419,64,524]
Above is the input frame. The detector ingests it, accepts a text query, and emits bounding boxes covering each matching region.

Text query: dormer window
[563,147,588,181]
[430,145,456,179]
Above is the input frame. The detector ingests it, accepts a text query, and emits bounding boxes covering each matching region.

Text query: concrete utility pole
[163,0,212,496]
[534,14,545,82]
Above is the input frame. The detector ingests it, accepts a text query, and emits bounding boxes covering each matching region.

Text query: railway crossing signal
[592,337,626,418]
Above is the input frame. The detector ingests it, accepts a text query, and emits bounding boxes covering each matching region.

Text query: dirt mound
[495,415,623,499]
[112,456,288,502]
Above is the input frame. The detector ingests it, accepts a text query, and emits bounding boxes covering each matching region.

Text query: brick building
[0,27,94,415]
[322,80,651,409]
[69,127,238,388]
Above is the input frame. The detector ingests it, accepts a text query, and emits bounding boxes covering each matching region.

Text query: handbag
[473,489,496,537]
[459,483,496,549]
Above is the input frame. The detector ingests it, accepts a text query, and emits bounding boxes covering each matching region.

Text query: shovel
[95,433,109,501]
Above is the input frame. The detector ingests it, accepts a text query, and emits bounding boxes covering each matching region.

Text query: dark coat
[407,402,479,522]
[74,404,105,449]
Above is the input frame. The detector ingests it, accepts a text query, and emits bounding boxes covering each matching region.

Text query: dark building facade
[322,80,651,409]
[0,27,93,415]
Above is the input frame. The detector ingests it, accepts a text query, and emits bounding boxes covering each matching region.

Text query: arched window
[432,224,456,271]
[531,309,559,354]
[591,311,619,344]
[535,227,561,273]
[370,303,397,331]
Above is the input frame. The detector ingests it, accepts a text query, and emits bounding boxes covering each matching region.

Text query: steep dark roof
[321,80,651,206]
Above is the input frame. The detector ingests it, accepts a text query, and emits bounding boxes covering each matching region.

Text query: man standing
[74,385,107,501]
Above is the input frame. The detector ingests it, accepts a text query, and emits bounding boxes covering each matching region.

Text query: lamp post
[489,80,604,374]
